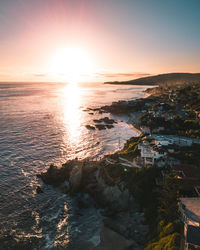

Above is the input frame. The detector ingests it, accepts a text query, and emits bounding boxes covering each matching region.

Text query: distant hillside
[104,73,200,86]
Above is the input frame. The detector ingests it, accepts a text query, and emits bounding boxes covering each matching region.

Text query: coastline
[37,90,152,249]
[37,84,159,249]
[37,149,148,249]
[37,81,200,249]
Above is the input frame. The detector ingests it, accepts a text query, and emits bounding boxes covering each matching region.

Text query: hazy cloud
[97,72,151,78]
[33,74,47,77]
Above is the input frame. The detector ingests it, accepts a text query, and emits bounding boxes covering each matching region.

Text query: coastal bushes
[117,136,142,161]
[130,166,181,249]
[140,113,200,138]
[158,173,180,223]
[131,166,159,226]
[144,173,181,249]
[145,232,181,250]
[169,144,200,167]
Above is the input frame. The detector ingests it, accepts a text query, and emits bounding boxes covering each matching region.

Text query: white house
[138,140,167,166]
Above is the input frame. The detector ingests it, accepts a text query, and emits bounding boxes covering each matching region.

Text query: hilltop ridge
[104,72,200,86]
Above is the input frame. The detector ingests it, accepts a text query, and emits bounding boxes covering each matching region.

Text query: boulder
[95,124,106,130]
[38,164,65,186]
[38,160,77,186]
[93,226,133,250]
[60,180,70,193]
[86,125,96,130]
[105,124,114,129]
[100,117,117,124]
[76,193,95,209]
[36,185,43,194]
[69,162,83,193]
[93,119,103,123]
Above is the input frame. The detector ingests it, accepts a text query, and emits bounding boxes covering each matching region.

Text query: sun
[50,47,95,83]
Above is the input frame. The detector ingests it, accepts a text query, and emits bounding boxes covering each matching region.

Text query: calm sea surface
[0,82,148,249]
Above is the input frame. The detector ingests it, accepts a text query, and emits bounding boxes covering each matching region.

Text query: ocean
[0,82,148,249]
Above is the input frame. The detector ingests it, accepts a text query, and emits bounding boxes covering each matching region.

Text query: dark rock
[93,119,103,123]
[69,163,83,193]
[105,124,114,129]
[95,226,133,250]
[103,218,127,235]
[76,193,94,209]
[60,180,70,193]
[93,117,117,125]
[100,117,116,124]
[38,161,75,186]
[85,125,96,130]
[77,199,89,209]
[95,124,106,130]
[36,186,43,194]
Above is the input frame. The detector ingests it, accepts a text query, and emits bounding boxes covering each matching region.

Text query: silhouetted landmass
[105,73,200,86]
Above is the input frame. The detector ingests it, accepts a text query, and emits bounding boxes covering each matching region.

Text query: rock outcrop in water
[38,159,132,210]
[38,157,148,249]
[85,117,117,131]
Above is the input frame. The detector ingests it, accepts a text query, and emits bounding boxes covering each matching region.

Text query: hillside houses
[137,135,189,166]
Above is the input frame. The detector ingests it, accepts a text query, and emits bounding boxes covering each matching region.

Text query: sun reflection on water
[61,83,82,148]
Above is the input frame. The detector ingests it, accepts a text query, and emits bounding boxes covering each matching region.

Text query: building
[172,165,200,197]
[172,165,200,182]
[179,198,200,249]
[138,138,167,166]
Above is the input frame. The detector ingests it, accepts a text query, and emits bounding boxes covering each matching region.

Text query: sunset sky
[0,0,200,82]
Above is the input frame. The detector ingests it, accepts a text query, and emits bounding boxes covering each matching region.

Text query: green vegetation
[106,136,142,162]
[144,173,181,249]
[140,113,200,138]
[158,174,180,223]
[129,166,181,249]
[145,232,181,250]
[140,114,166,131]
[118,136,142,161]
[169,144,200,167]
[132,166,159,227]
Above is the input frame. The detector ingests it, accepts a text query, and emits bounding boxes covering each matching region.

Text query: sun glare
[61,83,82,148]
[50,47,95,83]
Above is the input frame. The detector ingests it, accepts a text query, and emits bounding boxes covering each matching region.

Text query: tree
[158,173,180,224]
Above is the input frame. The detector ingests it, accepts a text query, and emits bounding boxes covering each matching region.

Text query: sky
[0,0,199,82]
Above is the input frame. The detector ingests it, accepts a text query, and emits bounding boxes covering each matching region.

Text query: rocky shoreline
[37,92,155,249]
[37,154,148,249]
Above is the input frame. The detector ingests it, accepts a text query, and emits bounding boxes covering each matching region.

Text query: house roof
[180,198,200,224]
[172,165,200,179]
[187,225,200,247]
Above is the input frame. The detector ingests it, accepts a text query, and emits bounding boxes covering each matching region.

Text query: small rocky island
[85,117,117,130]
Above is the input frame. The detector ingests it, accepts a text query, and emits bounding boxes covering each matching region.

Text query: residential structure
[138,138,168,166]
[179,198,200,249]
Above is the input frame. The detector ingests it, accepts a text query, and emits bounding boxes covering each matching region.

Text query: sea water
[0,82,148,249]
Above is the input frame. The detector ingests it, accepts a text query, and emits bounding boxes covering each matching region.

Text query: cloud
[97,72,151,78]
[33,73,47,77]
